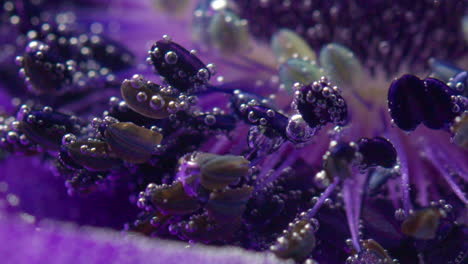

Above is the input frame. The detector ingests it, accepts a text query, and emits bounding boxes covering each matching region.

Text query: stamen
[388,130,413,214]
[342,172,366,252]
[422,143,468,204]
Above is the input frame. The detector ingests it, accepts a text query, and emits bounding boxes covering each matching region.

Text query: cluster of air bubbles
[345,239,397,264]
[148,35,215,94]
[9,13,134,97]
[285,114,316,144]
[292,77,348,132]
[270,217,318,261]
[447,71,467,97]
[121,74,193,119]
[248,125,285,157]
[16,41,73,94]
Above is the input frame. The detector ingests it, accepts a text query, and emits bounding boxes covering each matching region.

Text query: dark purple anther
[149,37,211,93]
[294,77,348,129]
[422,78,463,129]
[357,137,397,169]
[388,74,426,131]
[230,89,289,136]
[17,107,81,151]
[20,41,72,95]
[243,105,289,135]
[388,74,464,131]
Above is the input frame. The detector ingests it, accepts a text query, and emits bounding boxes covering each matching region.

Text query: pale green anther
[428,58,462,83]
[271,29,316,63]
[153,0,190,15]
[463,16,468,44]
[319,43,363,88]
[208,10,250,54]
[279,59,324,93]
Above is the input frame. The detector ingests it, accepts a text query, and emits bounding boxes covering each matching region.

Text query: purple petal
[0,215,287,264]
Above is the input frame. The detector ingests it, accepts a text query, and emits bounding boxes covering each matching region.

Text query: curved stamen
[422,143,468,204]
[388,130,413,214]
[342,171,366,252]
[306,177,340,219]
[254,145,298,192]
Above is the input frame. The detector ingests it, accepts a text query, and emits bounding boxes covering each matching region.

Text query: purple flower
[0,1,467,264]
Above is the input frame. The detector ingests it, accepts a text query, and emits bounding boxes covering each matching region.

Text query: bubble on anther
[204,114,216,125]
[248,125,284,156]
[286,114,316,143]
[136,91,148,103]
[150,95,165,110]
[61,133,77,145]
[165,51,178,64]
[121,77,174,119]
